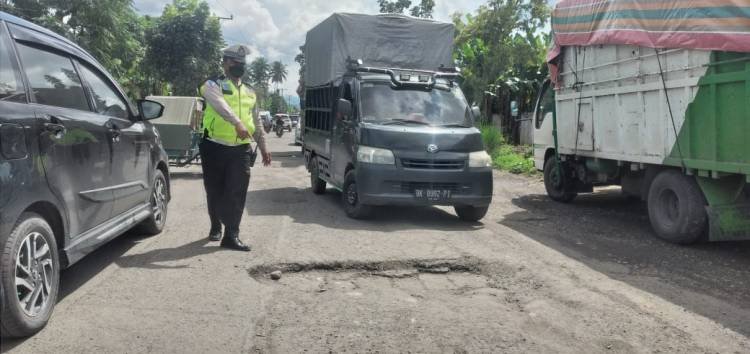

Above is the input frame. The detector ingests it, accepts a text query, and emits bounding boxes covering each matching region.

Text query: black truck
[302,13,493,221]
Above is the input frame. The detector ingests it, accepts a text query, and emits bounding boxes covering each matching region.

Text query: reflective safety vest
[201,78,256,145]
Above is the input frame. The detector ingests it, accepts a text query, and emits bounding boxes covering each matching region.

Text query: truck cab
[303,69,493,221]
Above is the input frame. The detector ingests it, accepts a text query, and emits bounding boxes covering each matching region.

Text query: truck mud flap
[706,204,750,242]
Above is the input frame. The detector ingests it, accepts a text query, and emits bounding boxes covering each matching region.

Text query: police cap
[222,44,251,63]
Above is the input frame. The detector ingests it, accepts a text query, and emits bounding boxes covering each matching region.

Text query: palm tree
[270,61,287,93]
[247,57,271,107]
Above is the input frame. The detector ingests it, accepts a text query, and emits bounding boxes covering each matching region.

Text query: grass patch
[480,125,537,175]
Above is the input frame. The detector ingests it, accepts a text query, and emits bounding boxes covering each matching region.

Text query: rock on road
[3,134,749,353]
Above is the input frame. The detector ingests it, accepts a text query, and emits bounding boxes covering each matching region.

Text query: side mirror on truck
[471,106,481,121]
[337,98,352,120]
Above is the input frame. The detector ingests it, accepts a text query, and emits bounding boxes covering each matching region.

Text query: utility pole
[217,14,233,21]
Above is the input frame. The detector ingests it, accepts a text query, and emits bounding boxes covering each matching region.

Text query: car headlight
[357,146,395,165]
[468,151,492,168]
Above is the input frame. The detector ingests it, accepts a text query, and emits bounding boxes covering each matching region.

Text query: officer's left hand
[262,151,272,166]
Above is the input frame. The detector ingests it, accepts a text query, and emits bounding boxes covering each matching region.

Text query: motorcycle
[274,119,285,137]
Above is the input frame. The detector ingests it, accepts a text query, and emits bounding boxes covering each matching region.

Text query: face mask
[228,64,245,78]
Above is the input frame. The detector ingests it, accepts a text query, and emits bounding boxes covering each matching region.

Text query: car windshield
[360,81,472,127]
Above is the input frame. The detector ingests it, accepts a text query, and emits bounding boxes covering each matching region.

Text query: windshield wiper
[381,118,430,126]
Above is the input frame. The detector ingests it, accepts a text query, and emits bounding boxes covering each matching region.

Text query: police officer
[199,45,271,251]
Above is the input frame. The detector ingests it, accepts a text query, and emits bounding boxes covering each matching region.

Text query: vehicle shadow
[245,187,483,233]
[0,232,155,350]
[114,237,222,270]
[499,190,750,337]
[58,231,152,301]
[0,232,223,348]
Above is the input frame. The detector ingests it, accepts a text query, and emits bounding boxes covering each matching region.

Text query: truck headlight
[357,146,395,165]
[468,151,492,168]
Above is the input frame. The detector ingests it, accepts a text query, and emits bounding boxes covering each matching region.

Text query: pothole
[247,256,485,280]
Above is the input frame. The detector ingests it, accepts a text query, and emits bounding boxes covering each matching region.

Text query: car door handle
[44,122,66,134]
[107,124,122,142]
[43,115,67,137]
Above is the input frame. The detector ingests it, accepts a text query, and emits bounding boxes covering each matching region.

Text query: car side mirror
[471,106,481,120]
[337,98,352,120]
[138,99,164,120]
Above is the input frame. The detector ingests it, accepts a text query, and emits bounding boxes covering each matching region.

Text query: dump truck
[302,13,493,220]
[534,0,750,243]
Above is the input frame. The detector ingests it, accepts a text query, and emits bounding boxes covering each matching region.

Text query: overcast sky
[132,0,488,98]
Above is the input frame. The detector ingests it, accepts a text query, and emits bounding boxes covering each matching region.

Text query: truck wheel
[1,213,60,338]
[455,206,489,222]
[310,156,326,195]
[544,157,577,203]
[647,170,707,244]
[136,169,169,236]
[343,171,372,219]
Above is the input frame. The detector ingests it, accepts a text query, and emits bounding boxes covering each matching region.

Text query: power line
[209,0,254,46]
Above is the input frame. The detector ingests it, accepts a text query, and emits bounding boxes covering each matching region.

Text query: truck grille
[401,159,465,170]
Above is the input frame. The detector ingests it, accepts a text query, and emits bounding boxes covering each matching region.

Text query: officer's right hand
[234,121,251,140]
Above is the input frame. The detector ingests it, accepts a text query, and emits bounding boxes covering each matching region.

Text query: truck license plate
[414,189,452,201]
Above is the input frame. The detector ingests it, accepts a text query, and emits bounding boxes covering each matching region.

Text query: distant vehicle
[294,114,304,146]
[259,110,272,133]
[302,13,492,221]
[0,11,169,337]
[290,114,300,128]
[148,96,204,166]
[274,113,292,132]
[534,2,750,244]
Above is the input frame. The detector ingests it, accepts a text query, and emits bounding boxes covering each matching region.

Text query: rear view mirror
[139,99,164,120]
[337,98,352,120]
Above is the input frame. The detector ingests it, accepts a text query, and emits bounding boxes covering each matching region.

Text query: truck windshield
[360,82,472,127]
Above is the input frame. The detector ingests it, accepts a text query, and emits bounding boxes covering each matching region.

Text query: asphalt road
[2,133,749,353]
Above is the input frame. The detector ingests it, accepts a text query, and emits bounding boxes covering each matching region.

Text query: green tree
[377,0,434,18]
[2,0,148,98]
[268,91,288,115]
[410,0,435,18]
[247,57,271,108]
[453,0,550,141]
[269,61,287,92]
[144,0,224,96]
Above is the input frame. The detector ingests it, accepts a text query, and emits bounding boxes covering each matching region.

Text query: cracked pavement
[2,135,749,353]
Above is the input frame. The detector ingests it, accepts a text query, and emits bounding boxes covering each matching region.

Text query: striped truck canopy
[548,0,750,83]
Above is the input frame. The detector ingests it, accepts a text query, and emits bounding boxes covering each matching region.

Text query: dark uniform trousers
[199,138,252,236]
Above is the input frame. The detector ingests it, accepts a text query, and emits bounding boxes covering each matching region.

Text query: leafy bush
[480,125,504,153]
[480,125,537,175]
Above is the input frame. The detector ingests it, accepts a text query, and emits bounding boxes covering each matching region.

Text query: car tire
[544,157,577,203]
[310,156,327,195]
[647,170,707,244]
[454,206,489,222]
[0,213,60,338]
[136,169,169,236]
[343,171,372,219]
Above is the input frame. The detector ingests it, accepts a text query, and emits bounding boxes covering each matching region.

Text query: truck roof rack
[353,66,460,89]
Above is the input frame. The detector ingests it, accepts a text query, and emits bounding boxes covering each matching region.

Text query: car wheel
[136,169,169,235]
[647,170,707,244]
[544,157,577,203]
[310,156,327,195]
[454,206,489,222]
[0,213,60,338]
[343,171,372,219]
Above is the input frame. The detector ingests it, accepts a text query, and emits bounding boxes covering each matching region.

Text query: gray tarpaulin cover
[304,13,455,87]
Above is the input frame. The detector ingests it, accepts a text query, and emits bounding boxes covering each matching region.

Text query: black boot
[208,226,222,241]
[220,233,251,252]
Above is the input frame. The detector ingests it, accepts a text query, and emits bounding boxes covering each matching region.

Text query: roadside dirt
[490,173,750,338]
